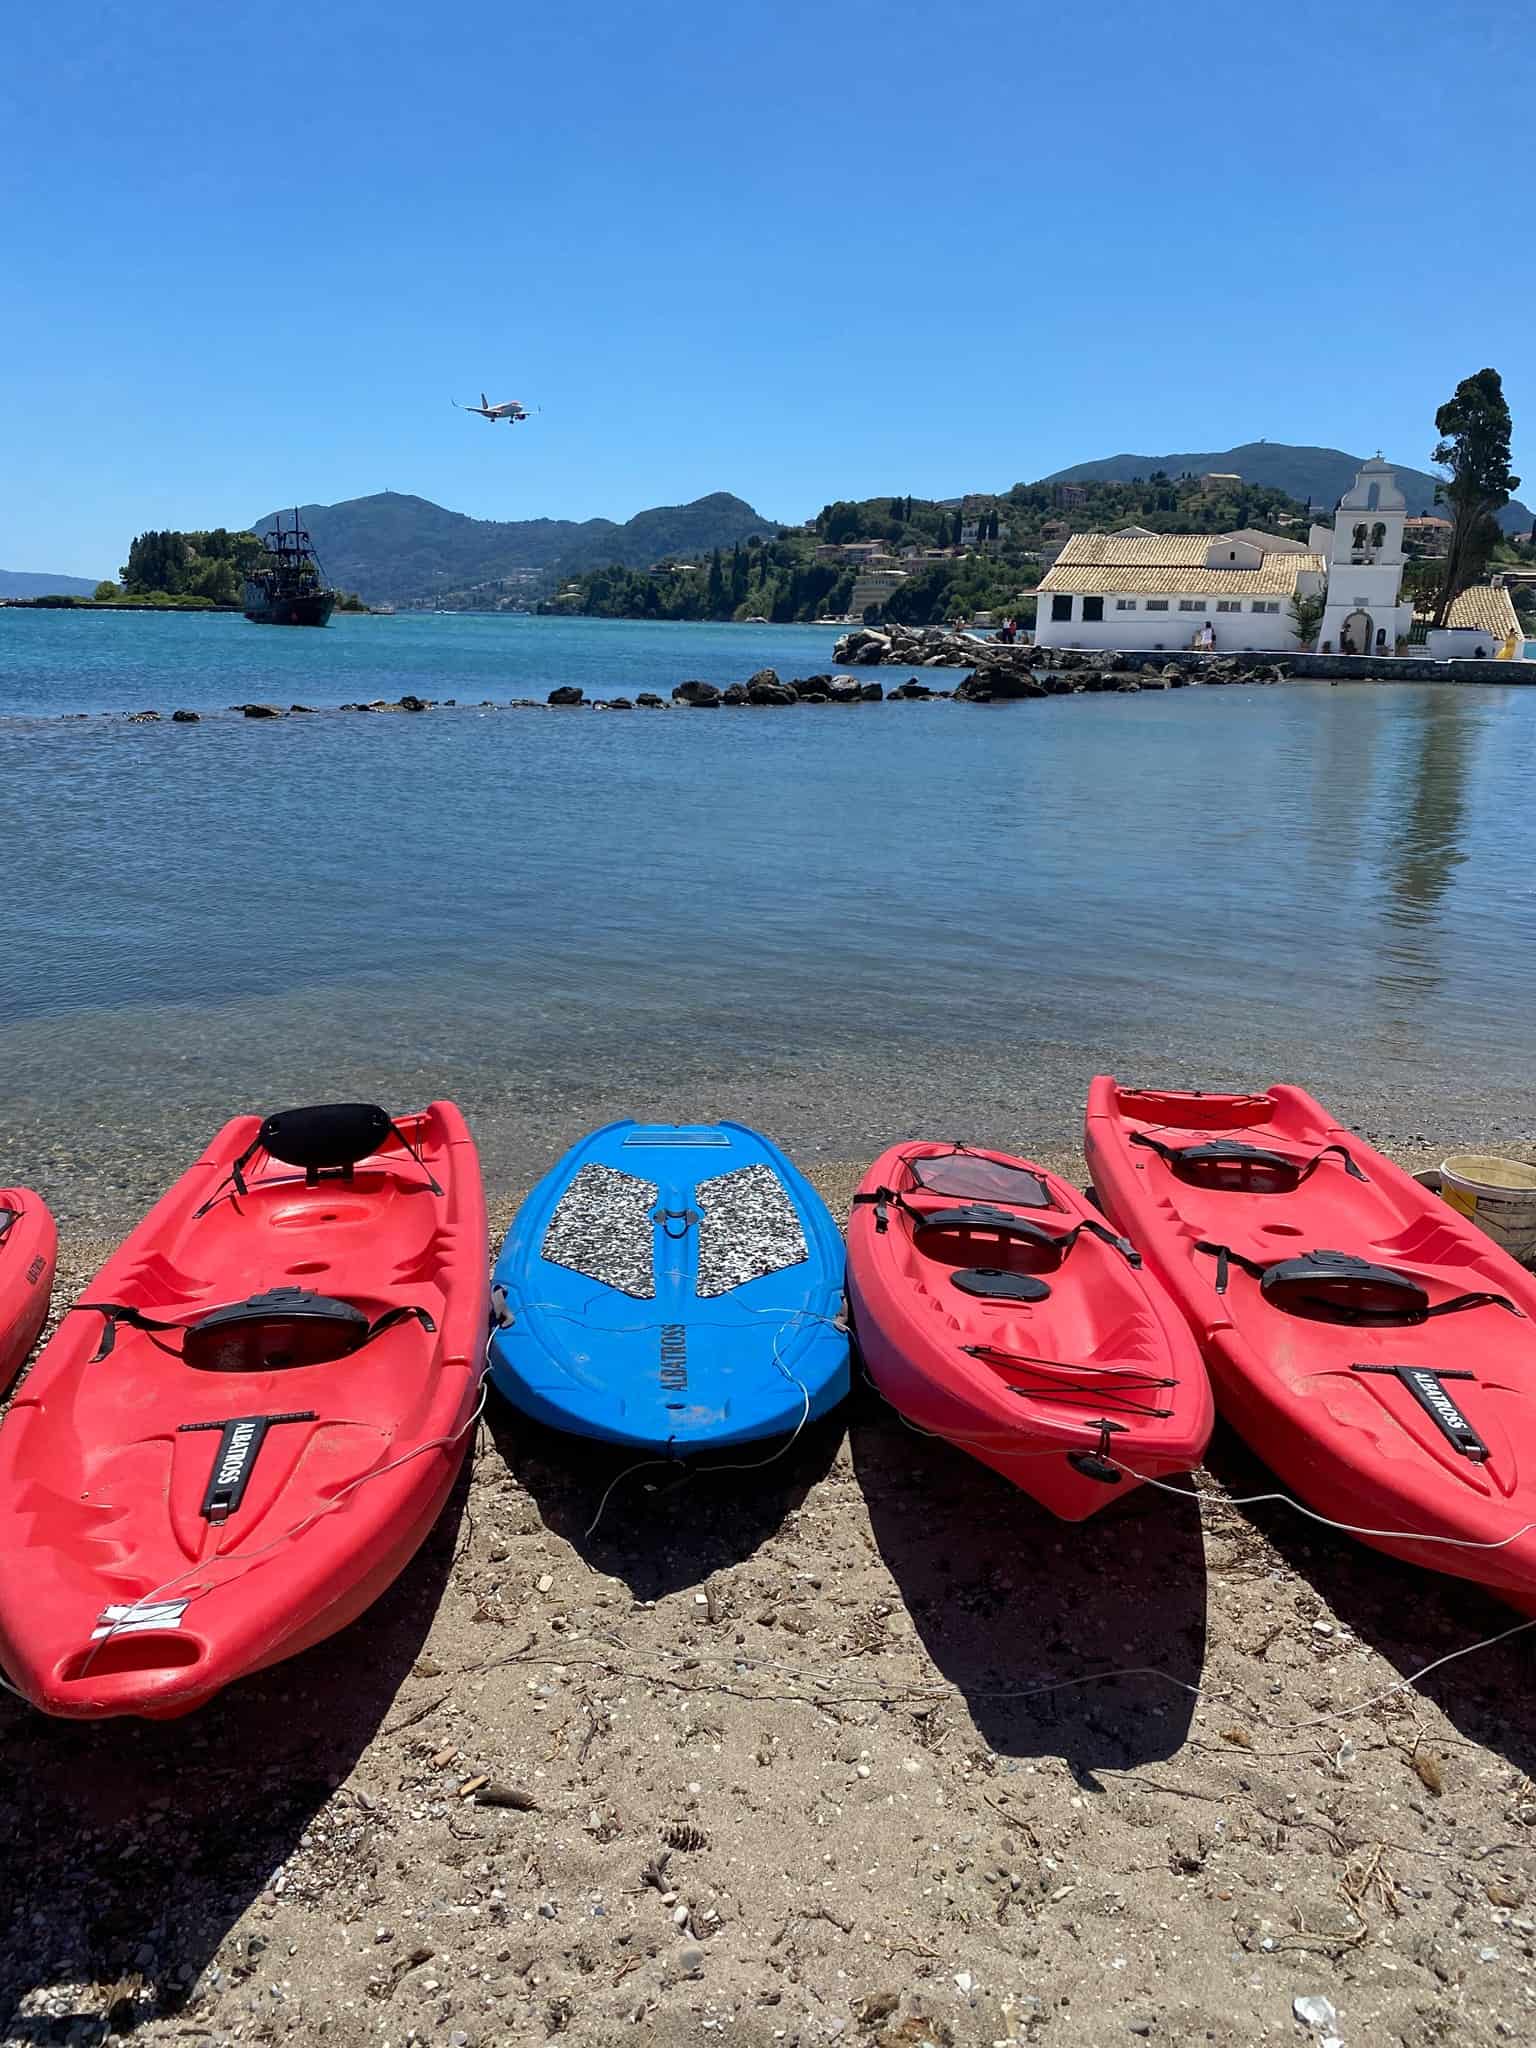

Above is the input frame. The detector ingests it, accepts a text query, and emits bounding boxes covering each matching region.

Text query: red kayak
[846,1142,1214,1519]
[0,1102,488,1719]
[1,1187,57,1392]
[1086,1078,1536,1608]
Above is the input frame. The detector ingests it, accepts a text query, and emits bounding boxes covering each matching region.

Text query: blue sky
[4,1,1532,576]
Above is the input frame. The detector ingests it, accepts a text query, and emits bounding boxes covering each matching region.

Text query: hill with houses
[1039,441,1533,534]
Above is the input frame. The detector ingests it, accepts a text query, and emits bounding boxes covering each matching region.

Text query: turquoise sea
[3,609,1535,1230]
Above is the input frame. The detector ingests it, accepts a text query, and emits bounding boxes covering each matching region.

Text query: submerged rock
[635,693,665,708]
[125,709,161,722]
[170,708,201,722]
[673,680,720,706]
[236,703,284,718]
[604,697,635,710]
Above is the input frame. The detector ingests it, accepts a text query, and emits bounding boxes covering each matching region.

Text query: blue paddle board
[489,1120,848,1451]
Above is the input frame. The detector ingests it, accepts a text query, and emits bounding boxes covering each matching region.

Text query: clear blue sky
[4,1,1531,576]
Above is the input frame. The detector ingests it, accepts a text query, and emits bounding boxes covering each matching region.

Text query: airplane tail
[481,393,488,410]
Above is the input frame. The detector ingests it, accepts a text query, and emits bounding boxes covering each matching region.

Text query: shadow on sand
[487,1390,846,1602]
[0,1463,468,2043]
[1203,1427,1536,1779]
[849,1394,1208,1781]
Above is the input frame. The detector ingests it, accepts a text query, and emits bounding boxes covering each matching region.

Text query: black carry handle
[79,1292,436,1364]
[1194,1242,1520,1325]
[1131,1132,1366,1189]
[909,1204,1143,1269]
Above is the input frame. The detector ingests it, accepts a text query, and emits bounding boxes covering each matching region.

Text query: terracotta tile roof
[1040,552,1324,598]
[1442,583,1521,638]
[1042,529,1323,597]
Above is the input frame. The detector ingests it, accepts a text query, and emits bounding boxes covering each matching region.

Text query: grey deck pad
[695,1165,808,1299]
[542,1163,659,1299]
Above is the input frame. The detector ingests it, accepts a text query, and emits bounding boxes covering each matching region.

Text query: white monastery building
[1033,458,1520,658]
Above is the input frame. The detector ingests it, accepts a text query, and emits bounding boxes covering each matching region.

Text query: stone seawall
[832,623,1534,685]
[1102,648,1535,685]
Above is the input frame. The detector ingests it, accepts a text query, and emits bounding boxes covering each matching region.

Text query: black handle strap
[911,1204,1142,1268]
[78,1298,435,1364]
[1193,1241,1519,1324]
[1132,1132,1366,1184]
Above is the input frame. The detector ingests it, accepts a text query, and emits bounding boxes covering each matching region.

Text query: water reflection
[1375,689,1483,1009]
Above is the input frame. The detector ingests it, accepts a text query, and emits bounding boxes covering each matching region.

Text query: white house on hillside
[1033,527,1324,652]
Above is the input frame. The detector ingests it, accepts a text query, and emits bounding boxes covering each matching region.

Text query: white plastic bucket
[1437,1154,1536,1267]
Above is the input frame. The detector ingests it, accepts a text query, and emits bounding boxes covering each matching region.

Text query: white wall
[1425,625,1504,660]
[1033,593,1299,652]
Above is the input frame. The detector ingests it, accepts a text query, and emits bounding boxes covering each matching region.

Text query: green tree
[1430,368,1520,626]
[1288,590,1326,648]
[93,580,121,602]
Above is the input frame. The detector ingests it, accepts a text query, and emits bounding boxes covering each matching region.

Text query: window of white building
[1146,599,1169,611]
[1252,601,1280,614]
[1115,598,1137,610]
[1216,600,1240,612]
[1178,600,1207,612]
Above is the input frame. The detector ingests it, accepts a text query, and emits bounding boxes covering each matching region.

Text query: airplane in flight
[454,392,531,425]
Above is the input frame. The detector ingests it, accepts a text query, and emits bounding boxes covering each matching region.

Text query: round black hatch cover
[950,1268,1052,1302]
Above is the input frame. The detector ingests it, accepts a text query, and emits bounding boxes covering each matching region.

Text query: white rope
[582,1306,826,1537]
[1112,1462,1536,1553]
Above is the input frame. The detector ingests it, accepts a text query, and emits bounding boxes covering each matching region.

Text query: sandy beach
[3,1148,1534,2048]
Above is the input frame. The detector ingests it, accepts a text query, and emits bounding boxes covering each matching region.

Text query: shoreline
[5,1135,1535,2044]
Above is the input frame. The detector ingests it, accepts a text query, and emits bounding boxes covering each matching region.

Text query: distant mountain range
[0,569,101,598]
[1038,441,1533,534]
[250,491,778,606]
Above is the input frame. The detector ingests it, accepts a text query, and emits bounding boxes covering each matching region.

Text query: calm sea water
[3,610,1535,1229]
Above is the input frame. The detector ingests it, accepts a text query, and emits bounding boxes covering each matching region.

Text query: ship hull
[243,591,335,628]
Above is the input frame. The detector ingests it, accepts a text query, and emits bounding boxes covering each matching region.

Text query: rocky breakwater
[669,670,884,707]
[833,624,1019,669]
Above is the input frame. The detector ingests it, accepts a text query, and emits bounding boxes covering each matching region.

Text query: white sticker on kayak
[92,1600,190,1638]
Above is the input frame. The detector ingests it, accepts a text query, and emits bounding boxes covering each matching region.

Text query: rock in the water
[721,683,749,706]
[827,675,865,703]
[548,685,584,706]
[1114,676,1141,692]
[636,693,665,708]
[399,694,432,712]
[673,680,720,706]
[236,703,284,718]
[860,680,884,702]
[170,708,200,722]
[125,709,161,723]
[745,668,781,691]
[605,697,634,710]
[799,692,829,704]
[790,674,832,699]
[289,703,318,713]
[890,678,933,700]
[747,679,796,705]
[966,666,1045,701]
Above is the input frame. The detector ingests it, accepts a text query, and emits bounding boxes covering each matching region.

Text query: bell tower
[1316,458,1412,657]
